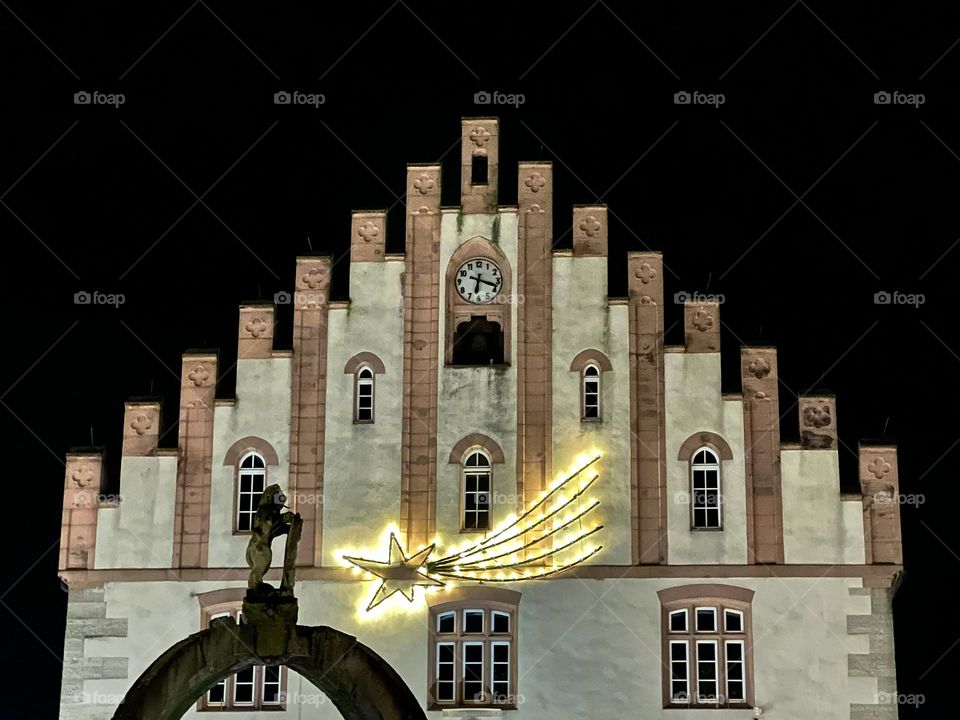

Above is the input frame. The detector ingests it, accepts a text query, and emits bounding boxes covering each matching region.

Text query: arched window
[658,585,754,708]
[453,317,504,365]
[236,451,266,532]
[582,363,601,420]
[690,448,721,529]
[462,450,492,531]
[428,588,521,709]
[355,365,375,423]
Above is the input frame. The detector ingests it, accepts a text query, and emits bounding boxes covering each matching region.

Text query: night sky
[3,2,959,717]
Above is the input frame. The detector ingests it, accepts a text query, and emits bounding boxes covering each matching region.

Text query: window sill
[689,526,725,532]
[429,704,511,714]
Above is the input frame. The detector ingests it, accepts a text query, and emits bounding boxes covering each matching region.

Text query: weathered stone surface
[65,618,128,638]
[112,620,426,720]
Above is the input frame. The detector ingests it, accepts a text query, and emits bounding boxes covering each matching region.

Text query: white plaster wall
[551,256,632,565]
[782,449,866,564]
[207,357,292,568]
[82,576,865,720]
[95,455,177,568]
[322,259,405,565]
[436,211,519,547]
[665,352,748,564]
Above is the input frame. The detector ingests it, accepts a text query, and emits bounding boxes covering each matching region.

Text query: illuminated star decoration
[343,534,445,611]
[344,455,605,612]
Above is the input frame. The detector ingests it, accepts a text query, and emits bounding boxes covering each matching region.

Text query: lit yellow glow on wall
[342,453,606,618]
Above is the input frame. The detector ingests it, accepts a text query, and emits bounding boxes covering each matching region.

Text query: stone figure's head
[259,484,288,511]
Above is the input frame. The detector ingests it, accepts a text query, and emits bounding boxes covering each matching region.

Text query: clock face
[455,258,503,304]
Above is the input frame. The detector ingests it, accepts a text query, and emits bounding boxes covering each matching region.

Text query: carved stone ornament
[692,309,713,332]
[579,215,601,237]
[188,365,210,387]
[802,404,831,428]
[746,357,771,379]
[635,263,657,284]
[867,456,891,480]
[130,414,153,436]
[302,267,328,290]
[244,317,269,338]
[469,126,491,147]
[357,221,379,242]
[413,173,435,195]
[524,172,546,193]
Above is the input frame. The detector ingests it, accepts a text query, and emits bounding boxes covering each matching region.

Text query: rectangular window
[436,642,456,703]
[437,611,456,634]
[695,606,717,633]
[463,609,484,634]
[491,611,510,634]
[462,642,484,702]
[491,641,511,701]
[669,640,689,702]
[725,640,745,702]
[463,472,491,530]
[696,641,719,703]
[724,608,744,633]
[668,609,687,633]
[233,666,256,705]
[262,665,282,705]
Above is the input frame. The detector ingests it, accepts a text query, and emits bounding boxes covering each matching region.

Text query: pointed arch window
[236,451,266,532]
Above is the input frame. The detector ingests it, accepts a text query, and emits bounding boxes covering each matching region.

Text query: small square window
[668,609,688,633]
[492,611,510,634]
[724,609,744,633]
[437,611,455,634]
[695,607,717,633]
[463,609,484,634]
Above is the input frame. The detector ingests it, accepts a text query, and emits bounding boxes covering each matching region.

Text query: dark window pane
[464,613,483,634]
[728,662,743,681]
[697,639,716,659]
[669,611,687,632]
[438,614,455,634]
[464,681,483,702]
[728,680,744,699]
[465,475,477,491]
[493,613,510,633]
[671,643,687,662]
[438,681,455,701]
[208,681,225,704]
[494,665,509,681]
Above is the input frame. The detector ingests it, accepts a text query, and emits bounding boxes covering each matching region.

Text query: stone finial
[572,205,608,257]
[122,401,161,456]
[294,257,332,310]
[740,347,778,399]
[460,118,499,214]
[799,395,837,450]
[626,252,663,304]
[238,305,275,360]
[61,453,104,570]
[351,210,386,263]
[859,445,902,565]
[684,301,720,353]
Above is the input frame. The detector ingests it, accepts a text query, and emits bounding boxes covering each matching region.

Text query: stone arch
[112,619,426,720]
[676,431,734,462]
[344,351,386,375]
[568,348,613,373]
[447,433,506,464]
[221,436,280,466]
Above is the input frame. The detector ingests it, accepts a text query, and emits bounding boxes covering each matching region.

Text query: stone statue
[245,484,302,596]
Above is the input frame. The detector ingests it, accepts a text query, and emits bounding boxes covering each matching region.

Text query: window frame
[197,604,287,712]
[581,362,602,421]
[354,364,375,424]
[659,590,753,709]
[234,451,267,534]
[461,448,493,532]
[427,591,520,710]
[689,446,723,530]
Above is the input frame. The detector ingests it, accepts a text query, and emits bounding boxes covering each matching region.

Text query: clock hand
[477,278,498,287]
[471,274,481,293]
